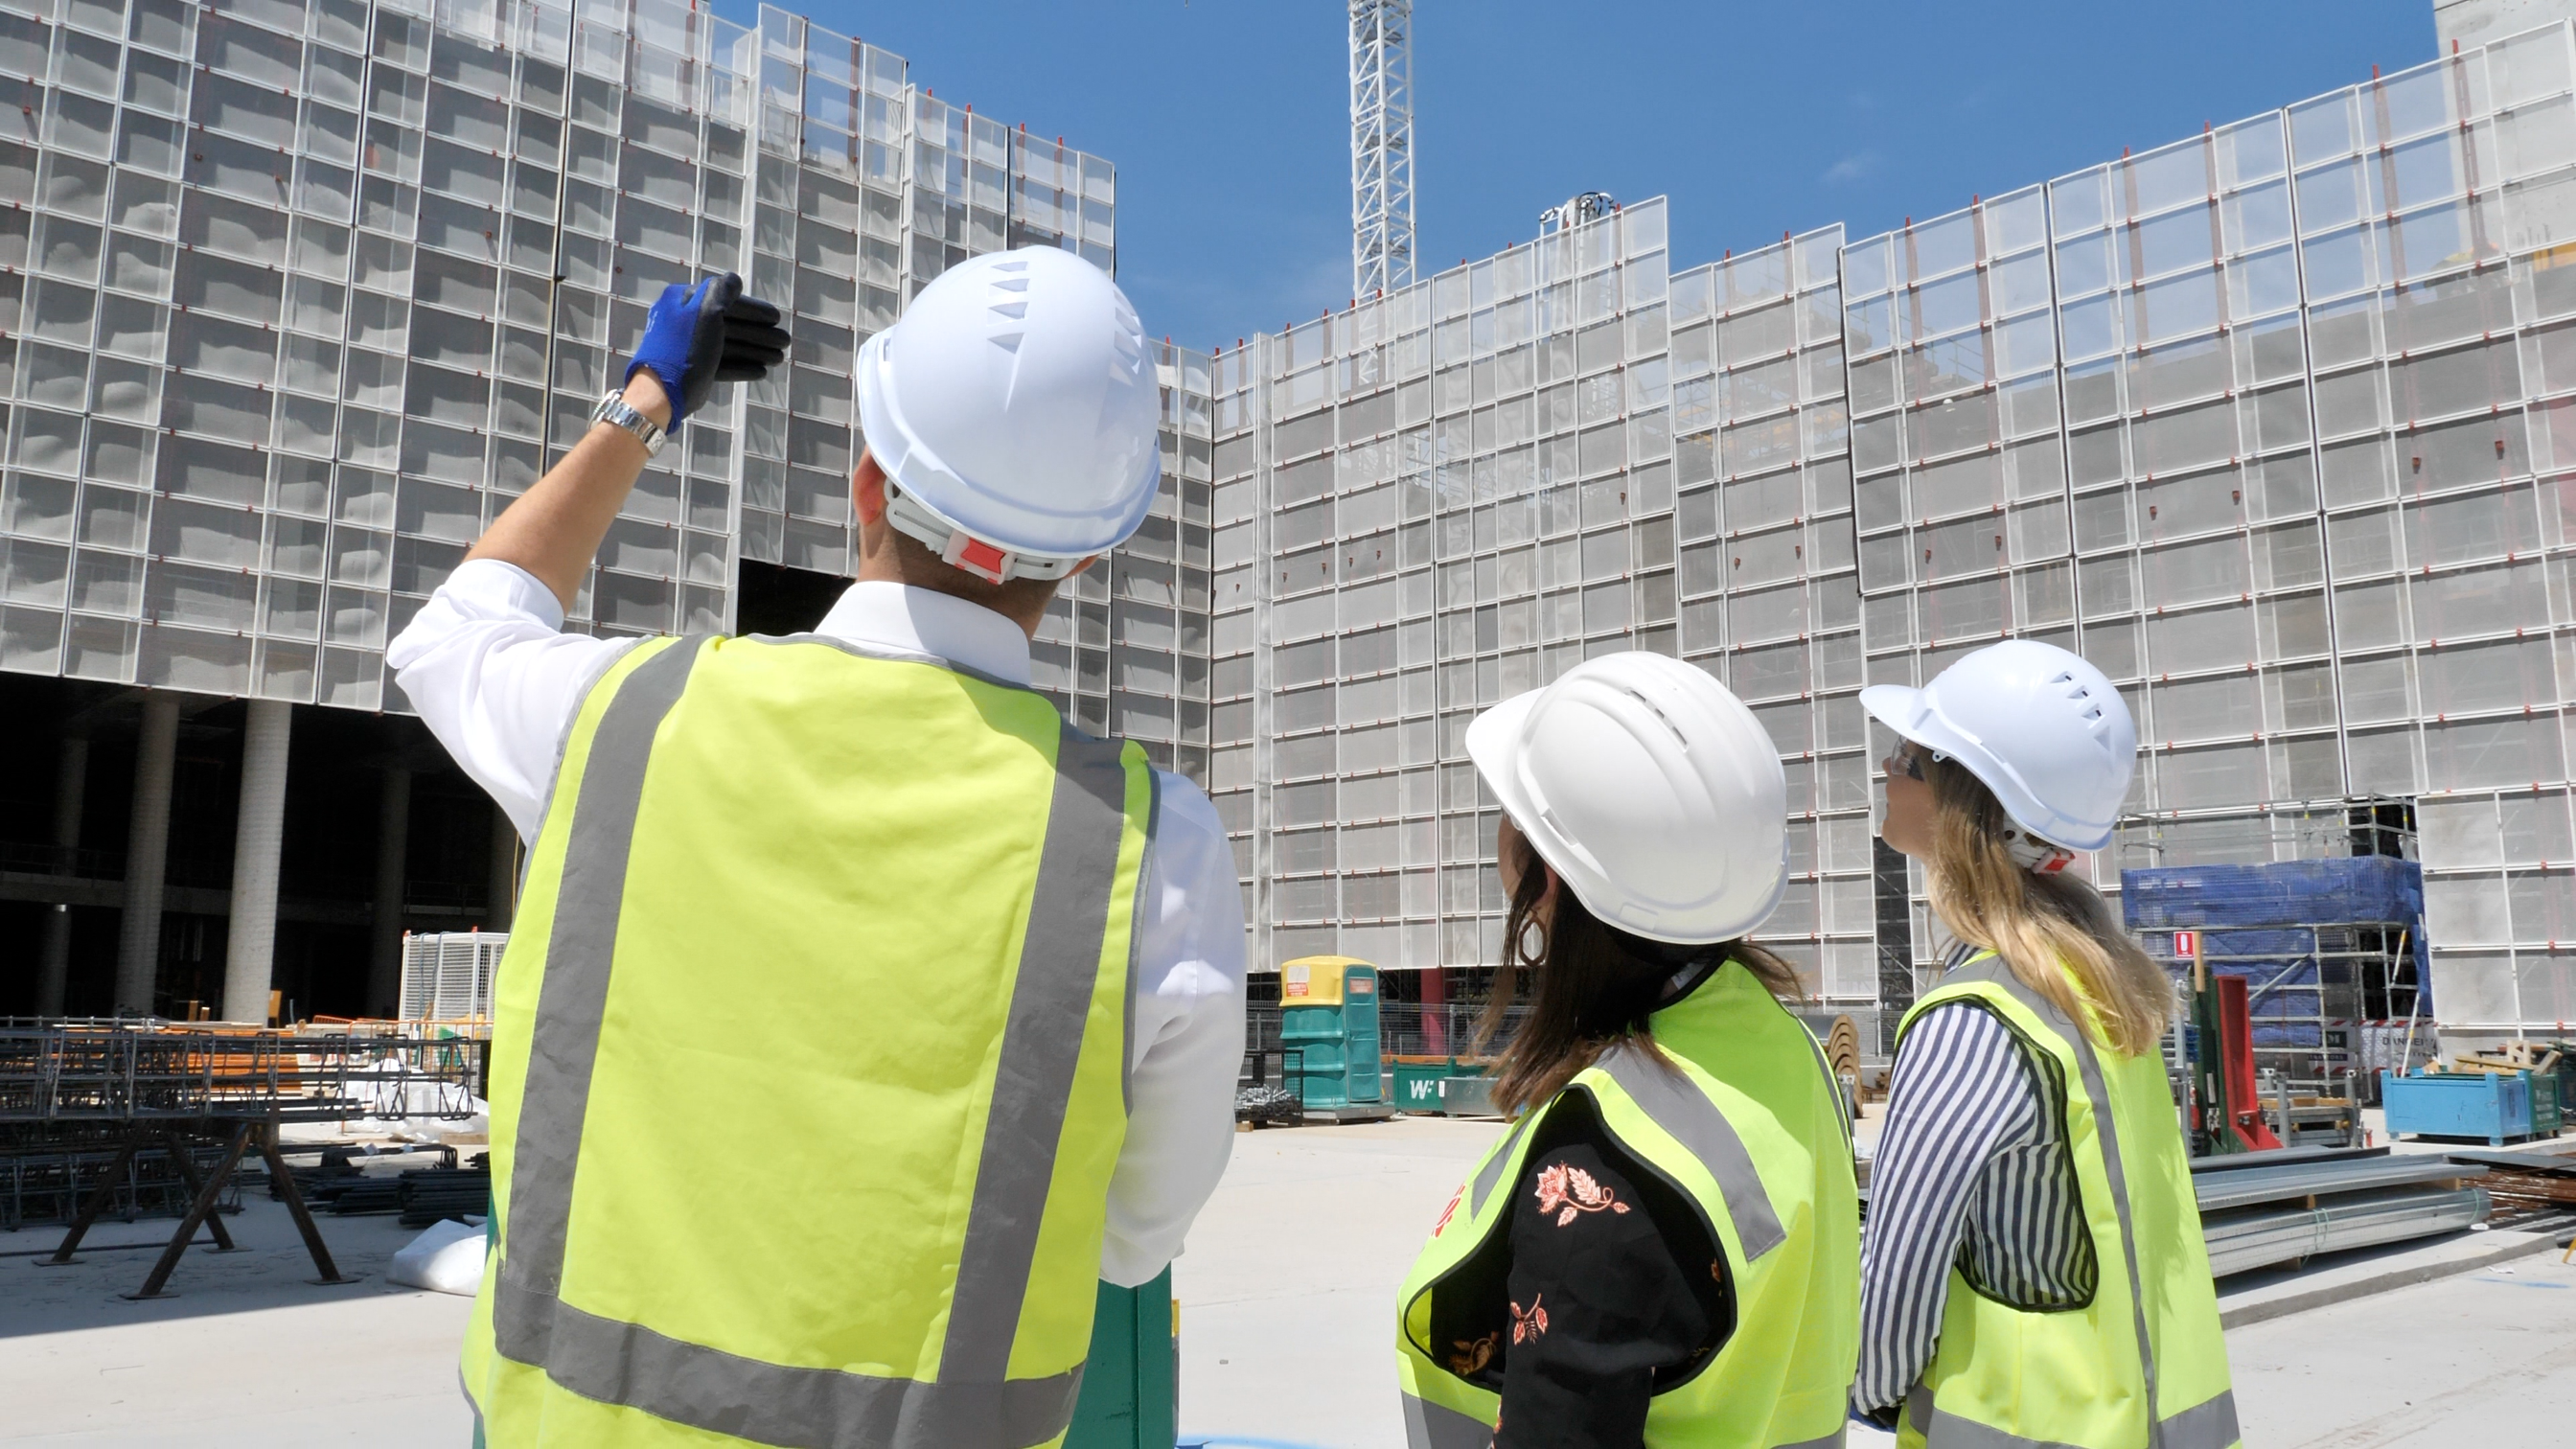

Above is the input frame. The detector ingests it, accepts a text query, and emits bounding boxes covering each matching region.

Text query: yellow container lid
[1280,955,1375,1006]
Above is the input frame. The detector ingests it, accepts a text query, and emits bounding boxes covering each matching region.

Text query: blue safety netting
[2120,857,2425,931]
[2121,857,2430,1029]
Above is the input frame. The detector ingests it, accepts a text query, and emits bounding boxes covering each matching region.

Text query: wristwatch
[590,389,669,459]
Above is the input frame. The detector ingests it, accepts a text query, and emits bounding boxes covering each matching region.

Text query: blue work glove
[624,272,792,426]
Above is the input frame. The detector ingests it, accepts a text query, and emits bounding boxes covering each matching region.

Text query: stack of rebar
[2445,1147,2576,1213]
[270,1153,364,1204]
[398,1168,492,1228]
[0,1124,241,1230]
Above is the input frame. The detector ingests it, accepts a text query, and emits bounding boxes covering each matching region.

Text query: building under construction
[0,0,2569,1068]
[1211,6,2574,1052]
[0,0,1209,1022]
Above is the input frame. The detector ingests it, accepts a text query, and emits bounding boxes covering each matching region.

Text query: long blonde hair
[1923,756,2171,1056]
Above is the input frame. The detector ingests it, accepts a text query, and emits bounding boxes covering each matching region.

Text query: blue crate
[2380,1070,2534,1146]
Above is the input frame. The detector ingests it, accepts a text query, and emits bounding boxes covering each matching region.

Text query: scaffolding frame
[1,1023,482,1299]
[0,1023,484,1126]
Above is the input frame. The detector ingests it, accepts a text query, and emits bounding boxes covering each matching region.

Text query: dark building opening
[0,674,513,1023]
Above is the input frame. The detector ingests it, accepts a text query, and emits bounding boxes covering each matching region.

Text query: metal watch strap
[590,389,668,458]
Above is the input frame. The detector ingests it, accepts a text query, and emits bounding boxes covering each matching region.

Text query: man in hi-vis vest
[389,252,1247,1448]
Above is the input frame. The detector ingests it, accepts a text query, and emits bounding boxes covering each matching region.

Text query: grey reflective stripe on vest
[494,641,1133,1449]
[1908,1378,2241,1449]
[495,636,703,1333]
[509,1278,1084,1447]
[1406,1389,1848,1449]
[1402,1391,1496,1449]
[1596,1044,1786,1261]
[937,724,1135,1387]
[1120,766,1159,1116]
[1932,956,2236,1449]
[2156,1389,2241,1449]
[1469,1114,1533,1217]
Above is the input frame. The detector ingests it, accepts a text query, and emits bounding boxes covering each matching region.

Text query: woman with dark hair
[1851,639,2236,1449]
[1395,653,1859,1449]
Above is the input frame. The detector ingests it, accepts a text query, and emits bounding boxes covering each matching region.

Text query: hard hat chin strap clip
[2001,827,2077,875]
[939,528,1015,586]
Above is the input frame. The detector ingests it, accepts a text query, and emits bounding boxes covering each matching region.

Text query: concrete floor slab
[0,1117,2564,1448]
[1173,1117,1505,1449]
[0,1189,472,1447]
[2226,1249,2576,1447]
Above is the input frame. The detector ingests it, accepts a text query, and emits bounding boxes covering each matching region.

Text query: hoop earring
[1515,918,1547,964]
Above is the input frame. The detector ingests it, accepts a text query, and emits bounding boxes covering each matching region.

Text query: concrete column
[34,736,88,1017]
[220,700,293,1025]
[368,766,412,1017]
[115,694,182,1017]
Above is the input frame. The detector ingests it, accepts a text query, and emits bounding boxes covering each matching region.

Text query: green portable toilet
[1278,956,1383,1109]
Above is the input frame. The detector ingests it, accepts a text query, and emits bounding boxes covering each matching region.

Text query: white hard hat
[1467,653,1789,945]
[857,247,1162,584]
[1858,638,2136,853]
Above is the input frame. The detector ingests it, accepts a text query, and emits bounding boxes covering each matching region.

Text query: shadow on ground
[0,1191,443,1337]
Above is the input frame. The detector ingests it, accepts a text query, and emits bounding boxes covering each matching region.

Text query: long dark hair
[1478,827,1805,1117]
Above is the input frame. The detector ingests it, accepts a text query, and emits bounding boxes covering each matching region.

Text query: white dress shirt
[386,559,1246,1286]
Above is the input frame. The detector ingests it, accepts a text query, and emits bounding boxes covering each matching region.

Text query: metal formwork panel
[0,0,761,705]
[1225,199,1690,978]
[1835,23,2576,1024]
[1668,225,1872,1002]
[1212,25,2573,1029]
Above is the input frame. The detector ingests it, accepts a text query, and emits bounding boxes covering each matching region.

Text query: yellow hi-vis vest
[458,632,1156,1449]
[1396,960,1858,1449]
[1896,953,2239,1449]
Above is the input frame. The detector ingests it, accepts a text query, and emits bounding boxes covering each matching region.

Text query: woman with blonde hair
[1395,652,1857,1449]
[1852,639,2237,1448]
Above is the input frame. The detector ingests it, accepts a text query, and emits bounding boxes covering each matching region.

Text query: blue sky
[716,2,2440,354]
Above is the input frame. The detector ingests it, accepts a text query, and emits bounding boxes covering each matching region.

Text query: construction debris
[1234,1085,1303,1128]
[2443,1145,2576,1214]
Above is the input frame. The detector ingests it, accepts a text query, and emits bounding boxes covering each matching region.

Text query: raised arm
[468,273,789,609]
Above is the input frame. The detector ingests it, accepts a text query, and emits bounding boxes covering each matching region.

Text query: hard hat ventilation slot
[1627,690,1690,750]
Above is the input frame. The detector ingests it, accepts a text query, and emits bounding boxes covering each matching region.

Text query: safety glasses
[1881,741,1927,781]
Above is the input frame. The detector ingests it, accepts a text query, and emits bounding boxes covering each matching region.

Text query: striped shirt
[1852,954,2097,1414]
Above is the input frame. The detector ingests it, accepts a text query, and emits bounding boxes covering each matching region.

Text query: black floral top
[1426,1089,1734,1449]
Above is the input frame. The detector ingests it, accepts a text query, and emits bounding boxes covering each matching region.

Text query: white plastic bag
[388,1217,488,1297]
